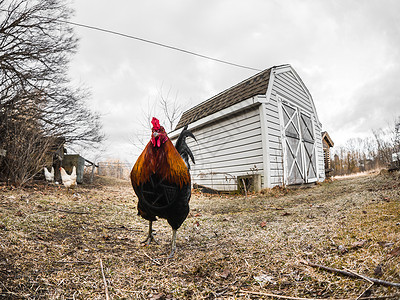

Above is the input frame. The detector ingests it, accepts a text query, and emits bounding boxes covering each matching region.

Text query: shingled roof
[175,67,272,129]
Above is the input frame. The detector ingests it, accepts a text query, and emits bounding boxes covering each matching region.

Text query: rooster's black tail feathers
[175,125,196,169]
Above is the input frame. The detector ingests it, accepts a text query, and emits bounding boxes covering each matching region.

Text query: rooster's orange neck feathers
[131,137,190,188]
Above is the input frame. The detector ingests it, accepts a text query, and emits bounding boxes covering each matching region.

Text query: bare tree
[158,85,184,132]
[130,96,159,150]
[331,117,400,176]
[131,85,186,151]
[394,117,400,160]
[2,117,53,185]
[0,0,104,185]
[372,120,398,166]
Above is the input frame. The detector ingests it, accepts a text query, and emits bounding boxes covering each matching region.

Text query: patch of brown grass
[0,173,399,299]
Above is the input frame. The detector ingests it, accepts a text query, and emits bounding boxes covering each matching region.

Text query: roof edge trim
[169,96,263,138]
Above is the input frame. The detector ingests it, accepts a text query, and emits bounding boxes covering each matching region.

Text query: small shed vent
[237,174,261,193]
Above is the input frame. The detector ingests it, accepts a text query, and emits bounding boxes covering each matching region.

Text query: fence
[97,162,132,180]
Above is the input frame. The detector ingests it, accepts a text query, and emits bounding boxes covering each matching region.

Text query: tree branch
[304,261,400,288]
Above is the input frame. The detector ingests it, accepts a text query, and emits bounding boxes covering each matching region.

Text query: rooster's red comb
[151,117,160,130]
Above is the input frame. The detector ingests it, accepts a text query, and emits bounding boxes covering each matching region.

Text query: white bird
[44,166,54,183]
[60,166,77,192]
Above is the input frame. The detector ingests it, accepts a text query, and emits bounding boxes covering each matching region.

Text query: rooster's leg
[142,221,154,246]
[168,229,177,258]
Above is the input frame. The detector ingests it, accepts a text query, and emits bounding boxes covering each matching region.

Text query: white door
[300,112,317,182]
[279,100,316,185]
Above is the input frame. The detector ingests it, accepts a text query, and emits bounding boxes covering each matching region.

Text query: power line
[0,8,262,72]
[62,19,262,72]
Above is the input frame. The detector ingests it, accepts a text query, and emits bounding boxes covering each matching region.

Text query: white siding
[315,123,326,180]
[264,91,284,187]
[185,106,263,191]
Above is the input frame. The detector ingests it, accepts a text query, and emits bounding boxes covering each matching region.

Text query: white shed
[169,64,325,192]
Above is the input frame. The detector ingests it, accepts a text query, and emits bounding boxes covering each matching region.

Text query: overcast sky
[68,0,400,164]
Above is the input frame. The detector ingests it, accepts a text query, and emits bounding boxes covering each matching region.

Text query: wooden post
[90,163,95,183]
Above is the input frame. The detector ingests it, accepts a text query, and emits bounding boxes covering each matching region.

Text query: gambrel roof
[175,67,277,129]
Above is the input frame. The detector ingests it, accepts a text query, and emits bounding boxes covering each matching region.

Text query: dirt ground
[0,171,399,299]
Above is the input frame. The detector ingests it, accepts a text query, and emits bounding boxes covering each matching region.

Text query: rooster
[44,166,54,183]
[60,166,77,192]
[130,117,196,257]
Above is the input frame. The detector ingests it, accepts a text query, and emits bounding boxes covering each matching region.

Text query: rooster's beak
[153,132,159,138]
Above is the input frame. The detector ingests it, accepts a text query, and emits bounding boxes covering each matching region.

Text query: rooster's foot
[167,229,177,258]
[142,221,158,246]
[141,233,156,246]
[167,247,176,259]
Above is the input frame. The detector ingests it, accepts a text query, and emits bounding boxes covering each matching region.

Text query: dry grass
[0,172,399,299]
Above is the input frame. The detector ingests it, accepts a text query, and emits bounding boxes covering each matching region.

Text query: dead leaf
[254,274,276,287]
[338,245,348,254]
[15,210,24,217]
[374,264,383,277]
[260,221,267,228]
[351,240,367,249]
[378,241,394,248]
[193,221,200,229]
[216,268,230,279]
[150,293,165,300]
[389,247,400,257]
